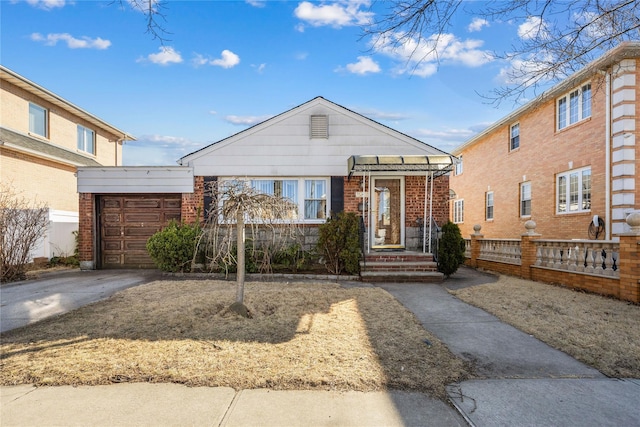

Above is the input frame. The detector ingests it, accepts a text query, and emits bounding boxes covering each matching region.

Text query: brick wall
[451,58,638,240]
[181,175,204,224]
[464,220,640,303]
[1,147,79,212]
[78,192,94,267]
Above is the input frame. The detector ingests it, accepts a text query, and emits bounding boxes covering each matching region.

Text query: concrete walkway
[1,267,639,426]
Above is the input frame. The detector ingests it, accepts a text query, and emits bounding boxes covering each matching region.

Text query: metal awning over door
[347,155,456,177]
[347,154,456,254]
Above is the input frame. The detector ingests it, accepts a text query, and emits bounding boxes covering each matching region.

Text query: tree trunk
[236,211,245,304]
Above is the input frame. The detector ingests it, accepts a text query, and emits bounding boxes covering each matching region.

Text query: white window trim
[453,199,464,223]
[29,102,48,138]
[455,155,463,175]
[556,167,591,214]
[557,83,591,130]
[486,191,494,221]
[510,122,520,151]
[77,124,95,155]
[520,182,531,217]
[218,177,330,224]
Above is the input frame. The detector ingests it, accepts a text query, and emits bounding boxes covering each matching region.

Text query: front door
[371,177,404,249]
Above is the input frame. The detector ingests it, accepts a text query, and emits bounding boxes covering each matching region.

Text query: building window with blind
[520,182,531,217]
[510,123,520,151]
[485,191,494,220]
[304,180,326,219]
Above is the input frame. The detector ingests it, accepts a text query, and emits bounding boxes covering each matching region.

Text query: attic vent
[310,115,328,139]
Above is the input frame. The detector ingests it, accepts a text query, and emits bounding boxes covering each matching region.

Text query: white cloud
[224,115,272,126]
[212,50,240,68]
[245,0,266,7]
[360,109,409,121]
[252,63,266,73]
[30,32,111,49]
[342,56,380,75]
[518,16,548,40]
[294,1,373,29]
[295,51,309,60]
[468,17,489,32]
[373,32,492,77]
[193,50,240,68]
[23,0,67,10]
[414,128,476,141]
[123,134,203,166]
[138,46,183,65]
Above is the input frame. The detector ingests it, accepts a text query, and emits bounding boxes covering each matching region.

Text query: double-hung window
[557,83,591,130]
[557,167,591,213]
[485,191,494,220]
[510,123,520,151]
[453,199,464,223]
[77,125,95,155]
[520,182,531,217]
[219,178,329,223]
[29,103,48,137]
[455,155,463,175]
[304,180,326,219]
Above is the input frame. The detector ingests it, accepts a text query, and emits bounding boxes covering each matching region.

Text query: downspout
[423,172,428,253]
[428,171,434,253]
[605,70,611,240]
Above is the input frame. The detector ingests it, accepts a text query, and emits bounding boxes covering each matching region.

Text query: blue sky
[1,0,548,165]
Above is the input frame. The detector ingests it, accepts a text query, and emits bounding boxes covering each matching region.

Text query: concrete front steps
[360,251,443,283]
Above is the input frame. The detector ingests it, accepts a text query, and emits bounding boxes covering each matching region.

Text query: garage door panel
[124,212,162,222]
[100,194,182,269]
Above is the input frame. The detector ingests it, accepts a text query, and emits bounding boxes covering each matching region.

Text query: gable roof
[0,65,135,142]
[179,96,450,176]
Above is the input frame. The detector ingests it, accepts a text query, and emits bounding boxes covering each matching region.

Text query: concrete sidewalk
[1,267,639,426]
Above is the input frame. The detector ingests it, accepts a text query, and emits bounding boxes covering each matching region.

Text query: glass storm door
[371,177,404,248]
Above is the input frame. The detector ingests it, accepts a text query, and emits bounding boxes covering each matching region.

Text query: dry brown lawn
[0,280,471,399]
[451,275,640,378]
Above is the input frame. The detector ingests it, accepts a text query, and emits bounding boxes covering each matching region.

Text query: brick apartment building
[450,42,639,240]
[0,65,134,258]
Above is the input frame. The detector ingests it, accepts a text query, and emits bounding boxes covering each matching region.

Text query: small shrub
[272,243,310,272]
[146,220,201,272]
[316,211,361,275]
[438,221,465,278]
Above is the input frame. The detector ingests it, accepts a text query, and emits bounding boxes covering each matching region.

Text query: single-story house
[77,97,455,270]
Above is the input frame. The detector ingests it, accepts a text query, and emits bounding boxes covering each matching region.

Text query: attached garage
[99,194,182,268]
[77,167,195,270]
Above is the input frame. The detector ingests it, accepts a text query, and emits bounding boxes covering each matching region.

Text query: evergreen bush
[146,220,201,272]
[316,211,361,275]
[437,221,466,278]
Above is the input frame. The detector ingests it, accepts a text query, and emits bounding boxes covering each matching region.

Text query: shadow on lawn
[0,278,471,397]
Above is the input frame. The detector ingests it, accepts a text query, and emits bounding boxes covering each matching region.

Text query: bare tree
[366,0,640,104]
[0,184,49,282]
[115,0,171,43]
[198,180,304,317]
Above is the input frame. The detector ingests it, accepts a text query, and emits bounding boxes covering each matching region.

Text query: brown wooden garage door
[99,194,181,268]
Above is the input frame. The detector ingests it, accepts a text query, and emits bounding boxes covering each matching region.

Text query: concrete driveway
[0,269,160,333]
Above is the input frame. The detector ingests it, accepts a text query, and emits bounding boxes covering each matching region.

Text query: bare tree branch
[114,0,172,44]
[365,0,640,105]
